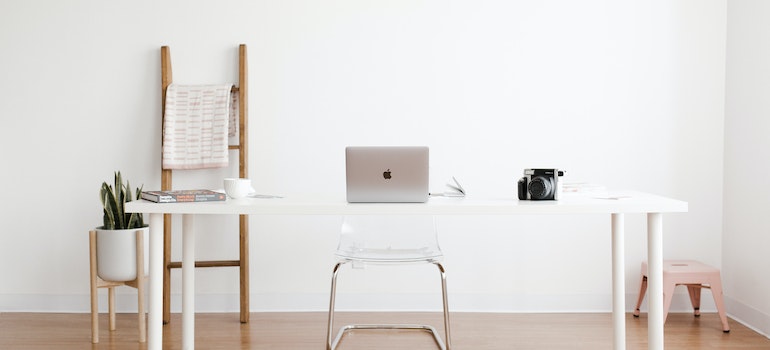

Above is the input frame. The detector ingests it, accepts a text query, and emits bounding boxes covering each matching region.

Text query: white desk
[126,191,687,350]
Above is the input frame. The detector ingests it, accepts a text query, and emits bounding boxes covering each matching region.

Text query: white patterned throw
[162,84,232,170]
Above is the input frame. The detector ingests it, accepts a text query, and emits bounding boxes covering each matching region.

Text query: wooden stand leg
[109,287,116,331]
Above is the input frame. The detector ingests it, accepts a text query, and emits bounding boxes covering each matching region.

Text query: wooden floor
[1,312,768,349]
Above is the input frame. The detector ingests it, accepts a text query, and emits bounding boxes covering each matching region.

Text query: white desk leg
[611,214,626,350]
[148,213,163,350]
[647,213,664,350]
[183,214,195,349]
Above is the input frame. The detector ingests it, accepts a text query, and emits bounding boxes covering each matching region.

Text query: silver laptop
[345,146,429,203]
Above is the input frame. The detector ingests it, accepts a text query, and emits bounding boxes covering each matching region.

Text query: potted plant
[96,171,148,282]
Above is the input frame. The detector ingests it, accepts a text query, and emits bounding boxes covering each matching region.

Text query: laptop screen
[345,146,429,203]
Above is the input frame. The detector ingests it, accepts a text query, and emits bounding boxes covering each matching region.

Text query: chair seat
[336,246,443,263]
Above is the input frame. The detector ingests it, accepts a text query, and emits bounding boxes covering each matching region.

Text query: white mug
[223,178,253,199]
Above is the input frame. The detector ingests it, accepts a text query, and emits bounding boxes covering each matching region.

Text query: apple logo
[383,169,392,180]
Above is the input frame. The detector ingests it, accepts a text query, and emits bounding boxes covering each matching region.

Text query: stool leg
[709,279,730,332]
[662,283,676,323]
[686,285,702,317]
[633,275,648,317]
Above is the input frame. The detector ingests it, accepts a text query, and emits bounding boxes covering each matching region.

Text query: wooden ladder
[160,44,249,324]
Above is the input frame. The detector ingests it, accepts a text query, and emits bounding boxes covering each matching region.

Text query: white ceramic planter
[95,226,149,282]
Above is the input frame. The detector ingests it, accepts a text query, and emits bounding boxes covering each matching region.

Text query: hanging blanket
[162,84,232,169]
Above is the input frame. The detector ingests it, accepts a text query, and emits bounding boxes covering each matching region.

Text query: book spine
[141,192,176,203]
[157,195,176,203]
[194,194,226,202]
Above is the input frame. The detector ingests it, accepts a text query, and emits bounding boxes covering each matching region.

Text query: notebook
[345,146,429,203]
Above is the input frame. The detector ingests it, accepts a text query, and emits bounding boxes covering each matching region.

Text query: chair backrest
[335,215,442,263]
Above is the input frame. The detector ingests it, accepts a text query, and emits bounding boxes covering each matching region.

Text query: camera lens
[528,176,553,200]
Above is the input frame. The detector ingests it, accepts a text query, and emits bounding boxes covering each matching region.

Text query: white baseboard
[0,291,731,314]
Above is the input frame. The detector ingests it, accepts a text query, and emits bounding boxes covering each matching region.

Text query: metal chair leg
[326,261,345,350]
[434,261,452,350]
[326,260,451,350]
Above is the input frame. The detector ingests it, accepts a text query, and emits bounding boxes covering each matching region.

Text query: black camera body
[517,168,565,200]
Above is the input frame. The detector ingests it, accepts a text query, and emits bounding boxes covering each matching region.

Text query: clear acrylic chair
[326,215,451,350]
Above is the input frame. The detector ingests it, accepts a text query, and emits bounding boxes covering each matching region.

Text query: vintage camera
[517,168,565,200]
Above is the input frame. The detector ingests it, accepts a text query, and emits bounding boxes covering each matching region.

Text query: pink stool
[633,260,729,332]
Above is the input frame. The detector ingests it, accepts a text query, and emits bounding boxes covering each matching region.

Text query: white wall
[724,0,770,337]
[0,0,729,317]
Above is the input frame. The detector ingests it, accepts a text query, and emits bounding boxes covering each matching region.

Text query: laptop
[345,146,429,203]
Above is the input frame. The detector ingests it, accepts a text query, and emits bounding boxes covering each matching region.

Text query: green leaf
[115,172,125,229]
[100,184,116,229]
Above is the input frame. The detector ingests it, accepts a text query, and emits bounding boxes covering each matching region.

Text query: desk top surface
[125,191,687,215]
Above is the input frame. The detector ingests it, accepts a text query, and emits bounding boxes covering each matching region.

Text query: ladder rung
[168,260,241,269]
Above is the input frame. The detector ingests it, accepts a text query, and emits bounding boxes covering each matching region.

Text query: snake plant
[100,171,144,230]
